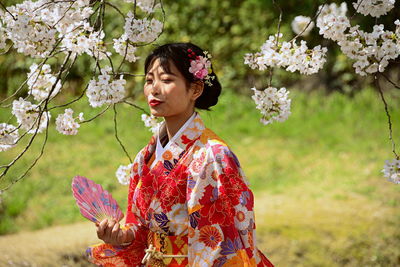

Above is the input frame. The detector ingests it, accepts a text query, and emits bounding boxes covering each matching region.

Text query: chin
[149,109,165,117]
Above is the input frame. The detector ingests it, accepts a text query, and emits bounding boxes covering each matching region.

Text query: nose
[150,80,160,95]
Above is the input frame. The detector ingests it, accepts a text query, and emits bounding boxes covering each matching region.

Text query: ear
[190,81,204,101]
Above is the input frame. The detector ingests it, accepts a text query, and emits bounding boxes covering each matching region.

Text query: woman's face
[144,58,201,119]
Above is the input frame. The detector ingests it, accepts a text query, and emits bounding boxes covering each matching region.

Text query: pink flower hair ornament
[187,49,215,86]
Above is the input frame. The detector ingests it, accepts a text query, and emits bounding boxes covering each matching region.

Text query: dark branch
[375,74,398,159]
[113,104,133,163]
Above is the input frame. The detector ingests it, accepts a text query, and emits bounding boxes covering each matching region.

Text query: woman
[87,43,274,267]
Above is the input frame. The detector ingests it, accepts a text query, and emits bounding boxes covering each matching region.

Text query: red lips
[149,99,162,107]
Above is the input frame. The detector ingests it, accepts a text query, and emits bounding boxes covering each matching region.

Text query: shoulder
[195,128,242,170]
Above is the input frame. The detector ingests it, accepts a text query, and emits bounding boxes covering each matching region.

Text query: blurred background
[0,0,400,266]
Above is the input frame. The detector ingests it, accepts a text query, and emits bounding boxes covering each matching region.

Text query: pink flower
[188,52,213,85]
[189,61,203,74]
[195,68,208,79]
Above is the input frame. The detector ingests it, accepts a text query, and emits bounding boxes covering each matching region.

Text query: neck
[164,110,195,140]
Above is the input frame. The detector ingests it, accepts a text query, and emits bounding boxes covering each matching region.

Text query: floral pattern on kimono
[86,113,274,267]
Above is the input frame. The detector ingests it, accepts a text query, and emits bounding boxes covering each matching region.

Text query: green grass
[0,88,400,266]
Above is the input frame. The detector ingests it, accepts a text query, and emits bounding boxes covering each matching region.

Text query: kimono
[87,113,274,267]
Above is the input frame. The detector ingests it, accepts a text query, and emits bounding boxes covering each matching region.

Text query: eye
[162,79,172,83]
[145,78,153,83]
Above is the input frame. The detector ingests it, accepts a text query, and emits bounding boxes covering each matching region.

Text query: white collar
[151,112,197,169]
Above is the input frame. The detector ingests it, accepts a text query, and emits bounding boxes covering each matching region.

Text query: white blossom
[124,12,163,43]
[11,98,51,134]
[2,0,94,57]
[42,1,93,35]
[141,114,161,134]
[251,87,291,125]
[62,26,110,60]
[317,2,348,22]
[315,2,400,76]
[337,23,400,75]
[291,16,315,36]
[55,109,82,135]
[353,0,395,18]
[27,63,62,101]
[115,163,133,185]
[2,0,58,58]
[86,66,126,107]
[0,18,7,50]
[0,123,19,152]
[78,112,84,122]
[316,3,349,42]
[382,159,400,184]
[244,33,327,75]
[113,34,140,63]
[125,0,160,13]
[395,20,400,38]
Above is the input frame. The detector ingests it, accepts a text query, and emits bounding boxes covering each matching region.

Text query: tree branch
[375,74,398,159]
[0,52,72,186]
[380,72,400,90]
[113,104,133,163]
[0,1,16,20]
[0,112,50,192]
[80,104,111,123]
[122,100,149,115]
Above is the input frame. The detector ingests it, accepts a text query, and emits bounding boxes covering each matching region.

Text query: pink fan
[71,175,123,224]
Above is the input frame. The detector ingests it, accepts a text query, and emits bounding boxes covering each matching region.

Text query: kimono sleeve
[187,143,266,267]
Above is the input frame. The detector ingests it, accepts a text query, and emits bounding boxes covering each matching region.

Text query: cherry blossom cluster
[0,0,168,188]
[113,34,140,63]
[1,0,95,58]
[62,26,110,60]
[291,16,315,36]
[86,66,127,108]
[250,87,291,125]
[1,0,58,58]
[338,23,400,76]
[382,159,400,184]
[115,163,133,185]
[0,123,19,152]
[125,0,160,14]
[316,2,399,76]
[141,114,161,134]
[11,98,51,134]
[116,1,162,61]
[27,63,62,102]
[55,109,84,135]
[353,0,395,18]
[123,11,163,44]
[316,2,350,42]
[244,33,328,75]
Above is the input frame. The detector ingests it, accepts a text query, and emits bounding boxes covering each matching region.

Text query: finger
[117,230,125,244]
[110,222,120,243]
[96,219,108,239]
[104,220,117,240]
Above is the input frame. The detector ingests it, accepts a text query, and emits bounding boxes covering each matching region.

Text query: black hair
[144,42,221,110]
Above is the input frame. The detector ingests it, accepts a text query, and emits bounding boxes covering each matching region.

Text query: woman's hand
[96,219,134,246]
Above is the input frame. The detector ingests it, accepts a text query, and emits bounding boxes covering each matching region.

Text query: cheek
[143,86,151,98]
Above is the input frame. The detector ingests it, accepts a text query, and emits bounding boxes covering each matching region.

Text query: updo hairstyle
[144,42,221,110]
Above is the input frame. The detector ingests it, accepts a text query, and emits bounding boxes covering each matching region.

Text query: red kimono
[87,113,274,266]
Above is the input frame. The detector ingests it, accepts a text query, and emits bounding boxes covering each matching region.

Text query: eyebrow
[146,71,177,77]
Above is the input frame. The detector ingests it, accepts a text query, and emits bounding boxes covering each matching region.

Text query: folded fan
[72,175,123,224]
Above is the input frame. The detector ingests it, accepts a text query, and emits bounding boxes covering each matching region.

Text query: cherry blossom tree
[244,0,400,184]
[0,0,164,191]
[0,0,399,195]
